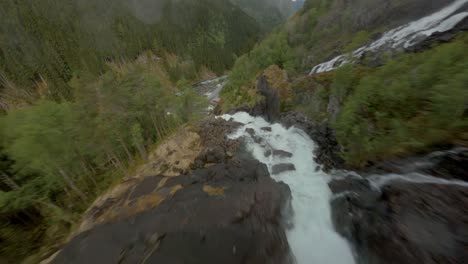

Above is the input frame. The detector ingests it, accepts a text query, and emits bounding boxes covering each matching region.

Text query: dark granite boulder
[272,163,296,175]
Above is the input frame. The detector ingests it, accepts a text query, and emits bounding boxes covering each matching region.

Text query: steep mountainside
[0,0,260,102]
[221,0,468,166]
[217,1,468,263]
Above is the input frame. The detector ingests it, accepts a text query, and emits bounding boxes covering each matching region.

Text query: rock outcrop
[53,117,293,264]
[330,179,468,264]
[272,163,296,175]
[280,111,345,171]
[229,65,293,122]
[191,117,242,168]
[427,148,468,182]
[361,147,468,182]
[329,149,468,264]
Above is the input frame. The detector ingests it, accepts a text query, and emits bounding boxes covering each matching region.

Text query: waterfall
[220,112,355,264]
[368,172,468,190]
[309,0,468,74]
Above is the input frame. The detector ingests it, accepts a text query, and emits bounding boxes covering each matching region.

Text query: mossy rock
[262,65,294,111]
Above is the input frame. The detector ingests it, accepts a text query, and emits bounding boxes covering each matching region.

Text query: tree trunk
[108,151,127,176]
[136,142,148,161]
[79,160,98,189]
[161,116,169,136]
[36,200,75,225]
[150,112,163,140]
[0,172,20,190]
[118,136,134,164]
[58,169,88,201]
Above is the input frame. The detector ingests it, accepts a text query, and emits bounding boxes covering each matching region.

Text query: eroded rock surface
[272,163,296,175]
[272,150,293,158]
[280,111,344,171]
[331,180,468,264]
[53,117,293,264]
[329,150,468,264]
[74,126,202,236]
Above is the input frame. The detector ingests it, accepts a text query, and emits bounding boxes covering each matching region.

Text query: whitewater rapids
[220,112,355,264]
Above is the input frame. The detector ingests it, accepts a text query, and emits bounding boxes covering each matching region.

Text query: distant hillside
[221,0,468,166]
[0,0,260,101]
[0,2,261,259]
[230,0,304,31]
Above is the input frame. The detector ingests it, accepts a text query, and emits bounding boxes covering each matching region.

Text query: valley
[1,1,467,263]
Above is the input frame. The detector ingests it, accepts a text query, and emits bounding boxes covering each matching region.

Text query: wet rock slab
[329,175,468,264]
[272,150,293,158]
[272,163,296,175]
[427,148,468,182]
[264,149,293,159]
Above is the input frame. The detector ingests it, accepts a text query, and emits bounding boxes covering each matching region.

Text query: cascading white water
[309,0,468,74]
[368,172,468,189]
[220,112,355,264]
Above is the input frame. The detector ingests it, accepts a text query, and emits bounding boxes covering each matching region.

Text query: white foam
[368,172,468,190]
[220,112,355,264]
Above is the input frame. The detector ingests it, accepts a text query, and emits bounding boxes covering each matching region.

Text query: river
[221,112,356,264]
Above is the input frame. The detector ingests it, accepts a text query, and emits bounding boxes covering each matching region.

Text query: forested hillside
[0,0,259,105]
[221,0,468,166]
[0,53,209,262]
[0,0,265,262]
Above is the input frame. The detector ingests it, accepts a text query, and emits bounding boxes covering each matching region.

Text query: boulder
[253,136,264,144]
[272,163,296,175]
[245,127,256,137]
[272,150,293,158]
